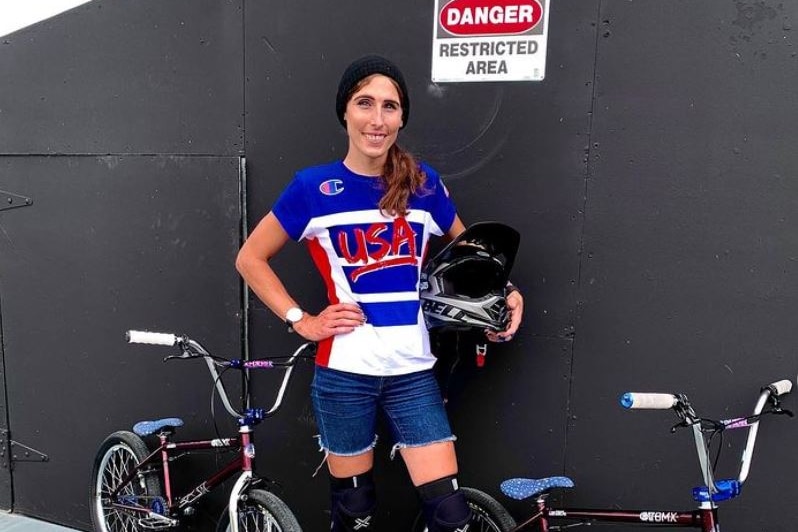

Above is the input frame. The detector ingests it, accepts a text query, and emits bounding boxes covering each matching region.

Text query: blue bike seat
[501,476,575,500]
[133,417,184,436]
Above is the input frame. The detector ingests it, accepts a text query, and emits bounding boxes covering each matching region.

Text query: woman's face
[343,74,403,172]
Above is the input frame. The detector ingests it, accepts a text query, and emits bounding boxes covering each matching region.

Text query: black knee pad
[418,475,472,532]
[330,471,377,531]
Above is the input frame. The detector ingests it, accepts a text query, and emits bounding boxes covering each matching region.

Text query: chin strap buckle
[475,343,487,367]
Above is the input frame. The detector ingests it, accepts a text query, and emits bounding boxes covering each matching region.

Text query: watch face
[286,307,303,323]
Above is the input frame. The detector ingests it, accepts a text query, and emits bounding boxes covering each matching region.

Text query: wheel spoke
[237,502,282,532]
[93,440,159,532]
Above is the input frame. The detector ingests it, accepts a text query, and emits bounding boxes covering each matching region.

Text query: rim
[94,443,146,532]
[234,503,285,532]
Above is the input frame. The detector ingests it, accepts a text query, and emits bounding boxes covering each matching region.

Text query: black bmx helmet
[421,222,520,332]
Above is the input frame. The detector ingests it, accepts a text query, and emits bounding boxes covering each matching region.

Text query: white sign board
[431,0,551,82]
[0,0,93,38]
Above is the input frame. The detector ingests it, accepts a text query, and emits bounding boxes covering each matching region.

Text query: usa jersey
[273,160,456,376]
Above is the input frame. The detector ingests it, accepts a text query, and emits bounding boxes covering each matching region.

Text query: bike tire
[411,486,517,532]
[217,488,303,532]
[90,430,164,532]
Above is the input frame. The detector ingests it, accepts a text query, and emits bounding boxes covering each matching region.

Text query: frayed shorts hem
[323,435,380,457]
[390,435,457,459]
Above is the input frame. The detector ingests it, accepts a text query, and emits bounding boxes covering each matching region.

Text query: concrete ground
[0,512,81,531]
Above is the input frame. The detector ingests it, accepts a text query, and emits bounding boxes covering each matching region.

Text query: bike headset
[420,221,520,333]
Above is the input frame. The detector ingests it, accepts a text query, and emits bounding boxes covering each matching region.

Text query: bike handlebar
[619,377,794,497]
[620,379,793,411]
[126,330,180,346]
[620,392,678,410]
[125,329,314,420]
[765,379,793,396]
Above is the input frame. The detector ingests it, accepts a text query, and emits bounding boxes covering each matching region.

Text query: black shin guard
[330,470,377,531]
[418,475,472,532]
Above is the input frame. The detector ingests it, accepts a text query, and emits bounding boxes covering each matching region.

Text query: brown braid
[378,144,427,217]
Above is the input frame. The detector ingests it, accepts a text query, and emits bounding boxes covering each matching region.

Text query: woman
[236,55,523,532]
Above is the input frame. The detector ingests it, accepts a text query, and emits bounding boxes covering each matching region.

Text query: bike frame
[515,501,718,531]
[107,431,248,527]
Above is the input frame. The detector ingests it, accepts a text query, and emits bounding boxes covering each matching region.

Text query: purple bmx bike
[414,377,793,531]
[90,330,314,532]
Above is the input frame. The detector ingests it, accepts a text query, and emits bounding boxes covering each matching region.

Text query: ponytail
[378,144,427,217]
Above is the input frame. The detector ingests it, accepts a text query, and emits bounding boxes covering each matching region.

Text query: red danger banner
[440,0,543,36]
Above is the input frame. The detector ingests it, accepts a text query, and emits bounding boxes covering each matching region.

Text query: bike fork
[228,471,252,532]
[229,426,255,532]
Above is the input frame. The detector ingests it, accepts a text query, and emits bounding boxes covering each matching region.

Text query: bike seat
[133,417,184,436]
[500,476,574,500]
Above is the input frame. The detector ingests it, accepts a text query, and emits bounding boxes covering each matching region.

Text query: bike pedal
[138,516,177,530]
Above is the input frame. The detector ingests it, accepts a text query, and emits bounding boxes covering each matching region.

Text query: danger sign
[432,0,550,82]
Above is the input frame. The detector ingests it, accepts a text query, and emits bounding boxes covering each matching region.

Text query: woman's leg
[326,452,378,531]
[381,369,472,532]
[400,441,457,485]
[312,367,380,531]
[403,443,472,532]
[327,450,374,478]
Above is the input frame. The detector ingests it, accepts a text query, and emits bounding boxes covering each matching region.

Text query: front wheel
[412,486,516,532]
[217,488,302,532]
[90,430,164,532]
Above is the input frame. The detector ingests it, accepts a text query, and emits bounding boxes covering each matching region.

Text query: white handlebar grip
[620,392,678,410]
[126,330,178,346]
[767,379,793,396]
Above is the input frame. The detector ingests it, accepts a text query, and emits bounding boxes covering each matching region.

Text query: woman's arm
[445,214,467,241]
[236,212,364,341]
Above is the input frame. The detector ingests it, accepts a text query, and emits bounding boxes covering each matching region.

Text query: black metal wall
[1,1,797,531]
[0,0,246,529]
[568,2,798,529]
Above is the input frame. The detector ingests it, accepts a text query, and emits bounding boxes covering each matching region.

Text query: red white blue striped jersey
[273,160,456,376]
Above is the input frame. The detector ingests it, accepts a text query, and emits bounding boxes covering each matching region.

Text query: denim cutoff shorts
[310,365,455,456]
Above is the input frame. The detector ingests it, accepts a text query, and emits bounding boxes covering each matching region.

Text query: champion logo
[319,179,344,196]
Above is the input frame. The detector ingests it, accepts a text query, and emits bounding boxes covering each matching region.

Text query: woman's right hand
[292,303,366,341]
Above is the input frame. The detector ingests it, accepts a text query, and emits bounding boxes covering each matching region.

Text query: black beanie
[336,55,410,129]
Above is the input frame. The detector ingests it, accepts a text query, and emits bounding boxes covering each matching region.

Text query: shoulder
[418,161,439,179]
[417,162,449,195]
[417,161,442,186]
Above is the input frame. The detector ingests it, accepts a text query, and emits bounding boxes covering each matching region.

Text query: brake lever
[670,419,695,434]
[772,406,794,417]
[767,395,794,417]
[163,351,197,362]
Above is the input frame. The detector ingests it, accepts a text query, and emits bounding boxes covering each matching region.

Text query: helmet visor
[437,248,506,298]
[425,221,520,287]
